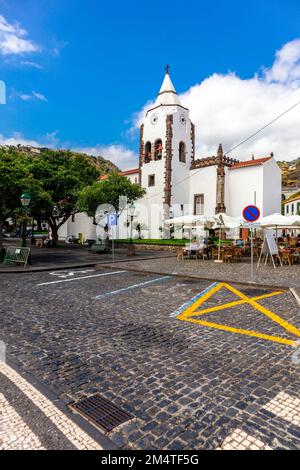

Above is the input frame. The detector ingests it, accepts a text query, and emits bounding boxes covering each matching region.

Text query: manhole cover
[69,394,133,432]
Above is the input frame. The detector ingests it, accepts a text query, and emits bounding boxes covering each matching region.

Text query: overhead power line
[144,98,300,202]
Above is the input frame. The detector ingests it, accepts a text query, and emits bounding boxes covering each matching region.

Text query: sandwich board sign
[257,231,282,269]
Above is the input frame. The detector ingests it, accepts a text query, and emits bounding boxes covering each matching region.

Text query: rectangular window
[291,204,294,214]
[286,205,289,214]
[148,174,155,187]
[71,213,75,223]
[194,194,204,215]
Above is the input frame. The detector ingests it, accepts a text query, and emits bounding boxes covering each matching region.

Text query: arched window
[179,142,186,162]
[144,142,151,163]
[154,139,163,160]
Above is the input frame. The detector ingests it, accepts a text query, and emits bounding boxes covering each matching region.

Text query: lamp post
[127,203,136,256]
[20,191,31,247]
[128,203,135,244]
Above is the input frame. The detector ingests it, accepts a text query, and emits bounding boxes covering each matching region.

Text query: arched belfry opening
[144,141,151,163]
[154,139,163,160]
[179,141,186,162]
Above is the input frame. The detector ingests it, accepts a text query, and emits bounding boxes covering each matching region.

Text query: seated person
[235,238,244,247]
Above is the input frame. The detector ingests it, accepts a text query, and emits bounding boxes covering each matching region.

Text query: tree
[77,172,146,221]
[0,148,30,244]
[0,147,102,246]
[25,150,101,245]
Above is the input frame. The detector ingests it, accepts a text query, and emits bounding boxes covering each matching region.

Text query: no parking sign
[242,205,260,223]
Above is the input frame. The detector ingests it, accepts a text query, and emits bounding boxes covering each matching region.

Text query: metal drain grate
[69,394,133,432]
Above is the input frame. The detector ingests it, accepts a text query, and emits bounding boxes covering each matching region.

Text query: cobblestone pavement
[0,363,102,450]
[107,256,300,289]
[0,268,300,450]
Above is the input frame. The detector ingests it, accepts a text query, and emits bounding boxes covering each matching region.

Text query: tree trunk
[51,224,59,247]
[0,221,3,247]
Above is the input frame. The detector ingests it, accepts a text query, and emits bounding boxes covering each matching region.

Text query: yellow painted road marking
[225,283,300,339]
[177,283,300,346]
[192,291,283,316]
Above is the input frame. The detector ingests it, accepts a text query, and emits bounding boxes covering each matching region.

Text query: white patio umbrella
[259,213,300,228]
[260,213,300,240]
[165,214,214,243]
[164,214,213,226]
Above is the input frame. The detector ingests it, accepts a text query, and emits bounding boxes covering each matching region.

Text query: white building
[59,69,281,241]
[283,193,300,216]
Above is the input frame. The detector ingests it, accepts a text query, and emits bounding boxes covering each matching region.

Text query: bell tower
[139,67,195,217]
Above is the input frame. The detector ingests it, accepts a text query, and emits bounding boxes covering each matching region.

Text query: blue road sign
[107,213,118,226]
[242,205,260,223]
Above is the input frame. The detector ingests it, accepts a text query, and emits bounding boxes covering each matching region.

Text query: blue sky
[1,0,300,168]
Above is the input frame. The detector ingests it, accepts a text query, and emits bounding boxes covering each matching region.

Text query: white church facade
[59,70,281,242]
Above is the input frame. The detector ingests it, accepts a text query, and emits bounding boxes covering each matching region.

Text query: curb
[99,263,291,292]
[0,254,175,274]
[4,356,119,450]
[290,288,300,307]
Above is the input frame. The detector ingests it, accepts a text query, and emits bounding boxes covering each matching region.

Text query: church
[59,69,281,242]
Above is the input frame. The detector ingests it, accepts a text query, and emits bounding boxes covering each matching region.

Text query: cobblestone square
[0,267,299,450]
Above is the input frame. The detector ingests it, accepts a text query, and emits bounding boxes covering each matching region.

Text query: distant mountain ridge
[277,158,300,189]
[0,144,119,175]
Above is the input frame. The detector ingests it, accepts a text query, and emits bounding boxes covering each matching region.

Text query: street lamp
[127,203,136,256]
[20,191,31,247]
[128,203,135,244]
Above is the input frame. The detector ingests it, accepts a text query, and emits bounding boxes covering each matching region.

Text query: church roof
[100,168,139,180]
[155,71,182,106]
[229,157,272,170]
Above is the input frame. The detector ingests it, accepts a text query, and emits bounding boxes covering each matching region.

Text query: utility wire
[144,98,300,202]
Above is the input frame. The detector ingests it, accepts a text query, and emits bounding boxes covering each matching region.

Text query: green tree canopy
[0,147,105,245]
[77,172,146,219]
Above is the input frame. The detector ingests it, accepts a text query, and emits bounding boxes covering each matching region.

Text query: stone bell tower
[138,66,195,216]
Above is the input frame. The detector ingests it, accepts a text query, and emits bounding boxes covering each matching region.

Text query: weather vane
[165,64,170,75]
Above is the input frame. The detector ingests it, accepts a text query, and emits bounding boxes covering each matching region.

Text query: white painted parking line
[37,270,127,286]
[49,270,95,279]
[94,275,172,299]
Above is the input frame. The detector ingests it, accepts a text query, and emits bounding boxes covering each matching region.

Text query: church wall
[188,166,217,217]
[226,166,264,217]
[262,160,281,216]
[170,114,192,214]
[58,212,96,241]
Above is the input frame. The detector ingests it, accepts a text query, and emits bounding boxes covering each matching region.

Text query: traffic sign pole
[242,205,260,284]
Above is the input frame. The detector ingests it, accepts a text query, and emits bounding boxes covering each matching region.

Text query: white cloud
[73,144,138,170]
[0,14,40,55]
[133,39,300,162]
[32,91,47,102]
[0,132,40,147]
[20,60,43,70]
[13,90,47,102]
[0,131,60,148]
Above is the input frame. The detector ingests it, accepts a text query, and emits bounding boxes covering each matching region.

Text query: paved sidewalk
[0,244,174,273]
[105,257,300,290]
[0,362,103,450]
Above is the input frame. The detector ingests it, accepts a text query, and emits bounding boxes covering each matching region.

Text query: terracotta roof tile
[99,168,139,180]
[229,157,272,170]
